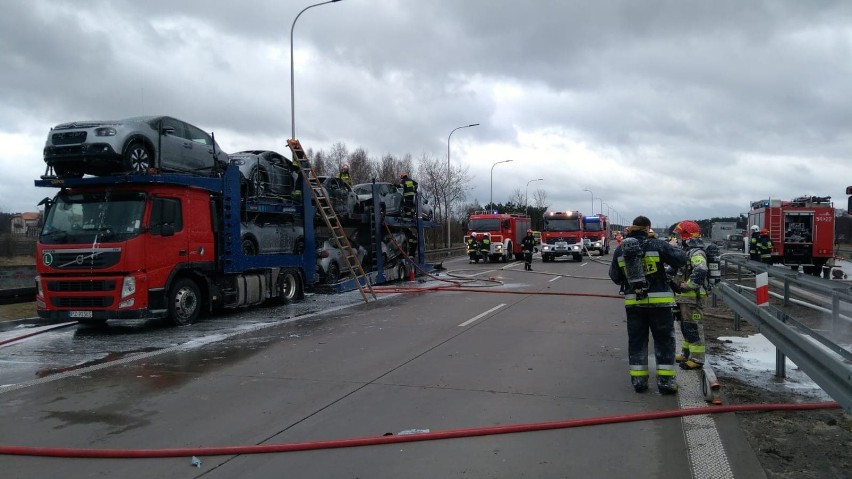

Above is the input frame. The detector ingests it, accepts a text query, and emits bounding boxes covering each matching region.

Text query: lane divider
[458,304,505,327]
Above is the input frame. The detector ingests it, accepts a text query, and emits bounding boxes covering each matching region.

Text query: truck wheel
[326,261,340,284]
[573,253,582,261]
[241,237,258,256]
[279,269,304,303]
[124,142,152,174]
[502,243,511,262]
[168,278,201,326]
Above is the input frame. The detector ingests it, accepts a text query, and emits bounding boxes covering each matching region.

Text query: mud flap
[702,365,722,405]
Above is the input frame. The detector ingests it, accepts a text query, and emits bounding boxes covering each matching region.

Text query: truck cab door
[146,196,190,305]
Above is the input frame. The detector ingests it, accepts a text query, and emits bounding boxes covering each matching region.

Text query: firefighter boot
[680,359,703,370]
[631,376,649,393]
[657,376,678,395]
[675,349,690,363]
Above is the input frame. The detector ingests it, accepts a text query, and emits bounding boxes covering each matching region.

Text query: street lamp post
[290,0,342,140]
[583,188,594,215]
[598,198,604,217]
[446,123,479,249]
[525,178,544,216]
[490,160,513,212]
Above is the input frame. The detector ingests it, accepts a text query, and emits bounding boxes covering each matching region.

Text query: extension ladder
[287,139,376,303]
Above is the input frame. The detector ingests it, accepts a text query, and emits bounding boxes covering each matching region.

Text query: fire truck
[540,210,585,262]
[747,195,835,275]
[582,214,610,256]
[465,211,531,262]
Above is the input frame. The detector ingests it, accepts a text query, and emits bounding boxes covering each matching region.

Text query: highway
[1,254,769,478]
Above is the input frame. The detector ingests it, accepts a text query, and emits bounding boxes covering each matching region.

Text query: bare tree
[509,188,525,207]
[348,147,370,185]
[533,189,548,209]
[327,142,349,176]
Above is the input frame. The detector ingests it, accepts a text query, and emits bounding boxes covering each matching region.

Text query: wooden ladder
[287,139,376,303]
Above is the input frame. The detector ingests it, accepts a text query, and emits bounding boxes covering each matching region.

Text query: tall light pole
[597,197,604,217]
[490,160,513,212]
[446,123,479,249]
[525,178,544,216]
[583,188,594,215]
[290,0,342,140]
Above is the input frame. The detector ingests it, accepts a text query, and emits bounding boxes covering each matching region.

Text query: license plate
[69,311,93,318]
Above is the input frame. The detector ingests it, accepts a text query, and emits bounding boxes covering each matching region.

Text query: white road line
[458,304,505,327]
[548,276,562,283]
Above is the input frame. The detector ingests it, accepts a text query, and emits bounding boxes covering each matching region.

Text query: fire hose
[0,401,838,458]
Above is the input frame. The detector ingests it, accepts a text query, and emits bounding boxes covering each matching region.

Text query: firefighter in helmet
[479,233,492,262]
[748,225,761,261]
[756,229,773,264]
[521,229,537,271]
[609,216,688,394]
[670,220,710,371]
[467,234,479,263]
[399,173,418,218]
[338,163,352,186]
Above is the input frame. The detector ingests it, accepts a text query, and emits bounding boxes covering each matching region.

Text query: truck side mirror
[160,224,175,237]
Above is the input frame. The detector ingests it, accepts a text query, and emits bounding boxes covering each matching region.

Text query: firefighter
[521,229,537,271]
[467,235,479,263]
[670,220,710,371]
[399,173,418,218]
[748,224,760,261]
[338,163,352,186]
[479,233,492,262]
[757,228,773,264]
[609,215,688,394]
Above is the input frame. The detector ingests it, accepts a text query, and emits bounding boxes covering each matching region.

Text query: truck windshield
[544,219,580,231]
[468,219,500,231]
[584,221,603,232]
[40,191,147,244]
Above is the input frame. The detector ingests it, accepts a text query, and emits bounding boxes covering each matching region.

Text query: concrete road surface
[0,254,764,478]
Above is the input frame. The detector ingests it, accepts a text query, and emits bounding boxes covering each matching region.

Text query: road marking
[459,304,505,327]
[548,276,562,283]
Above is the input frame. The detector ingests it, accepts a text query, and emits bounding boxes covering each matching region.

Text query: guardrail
[715,256,852,413]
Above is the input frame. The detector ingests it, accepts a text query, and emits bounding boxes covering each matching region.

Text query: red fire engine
[747,195,835,275]
[465,211,531,262]
[540,210,585,262]
[582,214,610,256]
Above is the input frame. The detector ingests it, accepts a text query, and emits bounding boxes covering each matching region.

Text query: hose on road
[0,401,838,459]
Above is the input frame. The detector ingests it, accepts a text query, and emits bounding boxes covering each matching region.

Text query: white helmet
[751,225,759,232]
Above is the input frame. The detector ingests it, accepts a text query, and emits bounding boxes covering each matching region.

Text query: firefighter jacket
[521,234,537,253]
[749,232,760,260]
[467,237,478,253]
[756,234,772,261]
[480,236,491,253]
[673,248,709,302]
[401,177,418,198]
[609,231,688,308]
[337,171,352,186]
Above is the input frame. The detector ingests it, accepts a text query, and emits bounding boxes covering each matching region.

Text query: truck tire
[168,278,201,326]
[503,243,511,262]
[279,269,304,303]
[573,253,582,261]
[124,141,152,174]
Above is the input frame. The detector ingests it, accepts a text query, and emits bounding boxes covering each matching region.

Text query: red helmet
[673,220,701,240]
[400,172,408,179]
[760,228,769,235]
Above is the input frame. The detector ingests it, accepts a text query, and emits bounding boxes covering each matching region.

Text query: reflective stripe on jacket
[609,231,688,308]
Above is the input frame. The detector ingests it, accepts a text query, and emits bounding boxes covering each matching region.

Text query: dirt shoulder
[702,300,852,479]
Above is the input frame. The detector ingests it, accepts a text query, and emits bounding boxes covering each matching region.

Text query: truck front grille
[47,251,121,269]
[47,280,116,292]
[52,296,114,308]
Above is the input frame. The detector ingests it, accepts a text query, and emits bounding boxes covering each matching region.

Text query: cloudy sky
[2,0,851,228]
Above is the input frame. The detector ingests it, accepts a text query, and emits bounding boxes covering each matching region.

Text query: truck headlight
[121,276,136,298]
